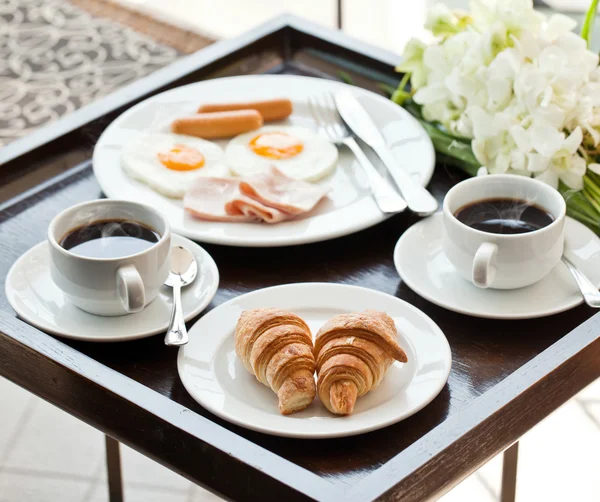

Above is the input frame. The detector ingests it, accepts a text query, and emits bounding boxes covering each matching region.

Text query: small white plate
[93,74,435,247]
[5,235,219,342]
[394,213,600,319]
[177,283,451,438]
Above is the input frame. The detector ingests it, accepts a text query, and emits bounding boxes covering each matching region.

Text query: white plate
[93,75,435,247]
[177,283,451,438]
[5,235,219,342]
[394,213,600,319]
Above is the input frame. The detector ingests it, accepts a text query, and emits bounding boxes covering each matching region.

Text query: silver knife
[334,89,438,216]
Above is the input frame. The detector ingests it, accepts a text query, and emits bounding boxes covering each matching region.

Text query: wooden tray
[1,15,600,502]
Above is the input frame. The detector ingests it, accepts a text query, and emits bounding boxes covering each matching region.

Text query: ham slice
[239,167,330,215]
[184,167,329,224]
[184,177,256,222]
[225,194,290,224]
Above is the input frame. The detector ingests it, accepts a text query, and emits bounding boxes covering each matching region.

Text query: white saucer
[177,283,451,438]
[394,213,600,319]
[5,235,219,342]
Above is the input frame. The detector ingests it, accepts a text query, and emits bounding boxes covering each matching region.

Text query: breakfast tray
[1,15,600,502]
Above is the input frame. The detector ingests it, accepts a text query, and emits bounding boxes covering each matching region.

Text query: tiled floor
[1,375,599,501]
[0,377,221,502]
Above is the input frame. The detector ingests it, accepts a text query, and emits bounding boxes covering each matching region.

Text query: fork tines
[308,93,347,142]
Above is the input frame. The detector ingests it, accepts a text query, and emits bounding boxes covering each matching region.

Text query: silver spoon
[164,246,198,346]
[562,256,600,308]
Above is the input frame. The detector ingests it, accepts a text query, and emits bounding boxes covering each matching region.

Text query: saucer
[5,235,219,341]
[394,214,600,319]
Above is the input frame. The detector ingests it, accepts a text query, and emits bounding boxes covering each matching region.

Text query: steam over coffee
[454,198,554,235]
[60,219,160,258]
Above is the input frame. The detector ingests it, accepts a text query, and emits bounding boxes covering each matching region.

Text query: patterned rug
[0,0,212,149]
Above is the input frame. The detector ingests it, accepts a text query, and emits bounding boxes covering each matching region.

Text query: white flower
[395,38,428,89]
[413,32,482,133]
[529,126,586,189]
[511,30,541,61]
[481,22,509,64]
[407,0,596,192]
[469,106,521,174]
[425,4,459,37]
[425,4,473,38]
[543,14,577,42]
[470,0,545,36]
[577,104,600,145]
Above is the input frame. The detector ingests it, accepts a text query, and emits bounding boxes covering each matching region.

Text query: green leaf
[390,73,412,105]
[401,99,424,120]
[567,207,600,233]
[417,121,481,175]
[377,82,398,96]
[561,183,597,218]
[338,71,355,85]
[391,89,410,105]
[581,0,599,47]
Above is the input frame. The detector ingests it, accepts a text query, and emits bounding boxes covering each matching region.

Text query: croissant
[315,310,408,415]
[235,308,316,415]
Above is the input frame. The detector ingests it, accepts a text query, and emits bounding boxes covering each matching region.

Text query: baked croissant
[235,308,316,415]
[315,310,408,415]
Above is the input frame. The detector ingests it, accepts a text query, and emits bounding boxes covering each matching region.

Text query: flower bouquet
[392,0,600,233]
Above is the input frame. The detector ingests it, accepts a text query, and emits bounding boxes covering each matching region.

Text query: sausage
[171,110,263,139]
[197,98,293,122]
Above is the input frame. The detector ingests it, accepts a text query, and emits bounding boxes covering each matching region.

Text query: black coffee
[60,219,160,258]
[454,198,554,235]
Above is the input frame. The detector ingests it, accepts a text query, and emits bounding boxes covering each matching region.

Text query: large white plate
[5,235,219,342]
[177,283,451,438]
[394,214,600,319]
[93,75,435,247]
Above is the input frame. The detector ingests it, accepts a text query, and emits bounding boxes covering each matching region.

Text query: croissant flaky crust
[315,310,408,415]
[235,308,316,415]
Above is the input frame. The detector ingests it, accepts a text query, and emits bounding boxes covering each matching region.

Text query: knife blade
[334,89,438,216]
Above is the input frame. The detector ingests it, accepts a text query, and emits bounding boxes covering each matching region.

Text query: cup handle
[472,243,498,289]
[117,265,145,313]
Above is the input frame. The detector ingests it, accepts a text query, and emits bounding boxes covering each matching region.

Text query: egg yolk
[158,144,205,171]
[249,132,304,159]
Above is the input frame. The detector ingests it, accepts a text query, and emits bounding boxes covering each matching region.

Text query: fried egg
[224,125,338,182]
[121,133,228,198]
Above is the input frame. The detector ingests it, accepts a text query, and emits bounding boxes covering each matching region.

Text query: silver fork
[308,94,407,214]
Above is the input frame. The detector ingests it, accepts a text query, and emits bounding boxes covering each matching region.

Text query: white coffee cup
[442,174,566,289]
[48,200,171,316]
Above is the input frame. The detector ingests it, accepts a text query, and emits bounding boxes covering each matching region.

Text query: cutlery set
[311,90,438,217]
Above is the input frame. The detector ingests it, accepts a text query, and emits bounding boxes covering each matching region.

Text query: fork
[308,94,407,214]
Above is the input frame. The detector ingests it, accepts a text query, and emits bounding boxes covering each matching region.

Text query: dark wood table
[1,15,600,502]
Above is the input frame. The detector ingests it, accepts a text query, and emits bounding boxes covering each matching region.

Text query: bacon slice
[184,167,329,224]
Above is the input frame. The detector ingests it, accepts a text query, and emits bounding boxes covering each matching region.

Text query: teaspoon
[164,246,198,346]
[562,256,600,308]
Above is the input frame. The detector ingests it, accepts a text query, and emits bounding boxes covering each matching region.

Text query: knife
[334,89,438,216]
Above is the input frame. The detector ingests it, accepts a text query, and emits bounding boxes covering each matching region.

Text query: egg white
[224,125,338,182]
[121,133,229,199]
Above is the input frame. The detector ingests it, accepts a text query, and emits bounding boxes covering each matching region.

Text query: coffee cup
[442,174,566,289]
[48,200,171,316]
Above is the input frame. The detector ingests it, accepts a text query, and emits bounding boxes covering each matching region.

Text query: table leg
[500,441,519,502]
[337,0,343,29]
[105,435,124,502]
